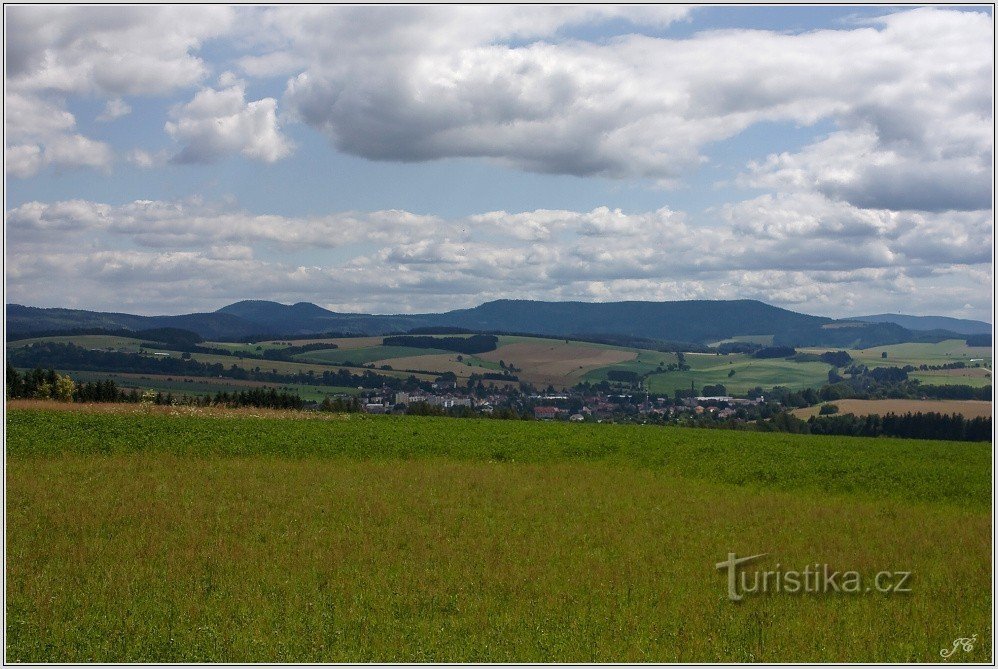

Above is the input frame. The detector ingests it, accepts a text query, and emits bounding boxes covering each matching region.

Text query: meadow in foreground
[5,404,992,662]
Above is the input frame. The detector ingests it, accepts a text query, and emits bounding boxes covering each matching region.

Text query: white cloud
[6,197,991,318]
[6,6,234,96]
[5,5,235,176]
[4,92,115,177]
[269,6,991,198]
[165,77,294,163]
[97,98,132,122]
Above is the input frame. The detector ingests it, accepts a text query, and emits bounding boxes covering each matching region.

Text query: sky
[4,5,994,321]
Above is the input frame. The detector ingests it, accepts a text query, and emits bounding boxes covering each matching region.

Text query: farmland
[645,355,831,395]
[8,332,992,401]
[792,399,993,420]
[801,339,992,369]
[53,370,363,400]
[5,403,992,662]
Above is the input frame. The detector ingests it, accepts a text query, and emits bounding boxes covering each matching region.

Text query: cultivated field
[792,399,993,420]
[295,345,451,366]
[645,356,831,395]
[10,333,991,401]
[479,340,637,386]
[801,340,992,369]
[7,334,148,352]
[5,403,991,663]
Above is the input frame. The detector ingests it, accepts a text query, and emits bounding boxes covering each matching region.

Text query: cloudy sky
[5,5,994,320]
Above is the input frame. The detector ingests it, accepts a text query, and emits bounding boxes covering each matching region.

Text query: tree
[53,374,75,402]
[6,364,23,398]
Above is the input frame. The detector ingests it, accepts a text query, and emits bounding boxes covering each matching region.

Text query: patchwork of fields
[5,403,991,662]
[8,333,992,403]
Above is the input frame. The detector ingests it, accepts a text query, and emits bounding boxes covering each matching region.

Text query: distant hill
[5,299,971,348]
[217,300,427,335]
[6,304,259,340]
[429,299,830,342]
[850,314,991,335]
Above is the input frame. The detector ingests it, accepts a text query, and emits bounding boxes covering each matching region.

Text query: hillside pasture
[647,357,831,396]
[7,334,149,352]
[177,351,434,381]
[61,370,362,400]
[801,340,992,369]
[295,345,450,366]
[266,336,385,349]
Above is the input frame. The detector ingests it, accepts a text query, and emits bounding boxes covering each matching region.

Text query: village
[355,380,769,423]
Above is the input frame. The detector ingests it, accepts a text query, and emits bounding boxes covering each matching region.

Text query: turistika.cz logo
[715,552,912,602]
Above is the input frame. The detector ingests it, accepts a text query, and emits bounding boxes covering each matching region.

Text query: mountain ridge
[6,299,985,348]
[849,313,991,335]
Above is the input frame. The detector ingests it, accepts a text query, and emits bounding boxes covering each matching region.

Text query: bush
[818,403,839,415]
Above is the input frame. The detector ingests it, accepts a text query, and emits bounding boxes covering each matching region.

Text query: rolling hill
[6,299,980,348]
[850,313,991,335]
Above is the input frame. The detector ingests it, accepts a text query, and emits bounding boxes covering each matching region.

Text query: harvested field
[372,353,477,377]
[479,341,636,387]
[792,399,992,420]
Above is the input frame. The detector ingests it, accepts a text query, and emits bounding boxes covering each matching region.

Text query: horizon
[5,6,994,322]
[8,297,994,325]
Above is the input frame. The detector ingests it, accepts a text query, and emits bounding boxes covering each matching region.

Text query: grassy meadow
[5,403,992,662]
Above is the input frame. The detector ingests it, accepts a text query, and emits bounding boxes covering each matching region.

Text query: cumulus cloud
[5,6,233,95]
[6,197,992,317]
[5,5,234,176]
[268,6,992,197]
[97,98,132,122]
[165,76,294,163]
[5,92,114,177]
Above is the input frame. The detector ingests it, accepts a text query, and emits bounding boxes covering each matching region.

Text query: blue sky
[5,5,993,320]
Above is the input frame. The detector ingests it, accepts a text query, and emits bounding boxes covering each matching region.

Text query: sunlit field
[5,403,992,662]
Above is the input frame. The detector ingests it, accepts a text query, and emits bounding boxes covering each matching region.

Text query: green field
[8,334,148,352]
[647,356,831,395]
[5,405,991,662]
[52,370,362,400]
[174,351,434,381]
[910,371,993,388]
[803,340,992,369]
[295,345,450,366]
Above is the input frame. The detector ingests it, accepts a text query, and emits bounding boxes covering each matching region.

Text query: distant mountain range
[6,299,991,348]
[848,313,991,335]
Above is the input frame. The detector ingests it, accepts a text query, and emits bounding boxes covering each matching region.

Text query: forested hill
[432,299,829,342]
[849,313,991,335]
[6,304,259,339]
[7,299,977,348]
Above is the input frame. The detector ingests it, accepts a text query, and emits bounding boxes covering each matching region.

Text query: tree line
[7,342,421,390]
[757,410,991,442]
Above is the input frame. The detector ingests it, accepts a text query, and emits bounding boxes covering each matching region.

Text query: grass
[5,405,991,662]
[177,351,434,381]
[58,370,362,400]
[647,357,831,395]
[294,345,450,366]
[910,371,992,388]
[7,335,148,352]
[802,340,992,369]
